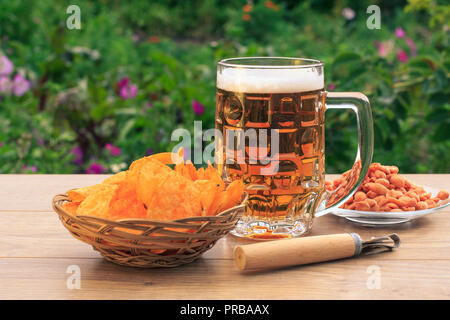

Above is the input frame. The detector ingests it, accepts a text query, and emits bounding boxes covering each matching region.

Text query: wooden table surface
[0,174,449,300]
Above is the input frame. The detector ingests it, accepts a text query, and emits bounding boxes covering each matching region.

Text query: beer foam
[217,67,324,93]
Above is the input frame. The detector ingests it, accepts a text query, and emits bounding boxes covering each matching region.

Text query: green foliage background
[0,0,449,174]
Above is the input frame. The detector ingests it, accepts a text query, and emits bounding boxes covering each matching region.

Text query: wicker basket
[52,193,245,268]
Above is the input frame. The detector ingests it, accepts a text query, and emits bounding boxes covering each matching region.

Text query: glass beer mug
[215,57,373,239]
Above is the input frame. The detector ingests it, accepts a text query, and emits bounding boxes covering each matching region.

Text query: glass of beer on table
[215,57,373,239]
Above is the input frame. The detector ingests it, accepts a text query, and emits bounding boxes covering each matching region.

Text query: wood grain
[0,258,448,300]
[0,174,448,299]
[0,174,108,212]
[1,211,449,260]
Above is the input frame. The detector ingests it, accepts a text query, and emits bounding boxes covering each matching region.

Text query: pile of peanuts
[326,163,449,212]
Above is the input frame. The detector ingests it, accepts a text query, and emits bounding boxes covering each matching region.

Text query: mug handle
[315,92,374,216]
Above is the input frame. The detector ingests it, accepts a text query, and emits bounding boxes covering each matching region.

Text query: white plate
[329,186,449,225]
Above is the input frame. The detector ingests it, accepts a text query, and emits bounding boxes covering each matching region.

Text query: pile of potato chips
[63,151,245,221]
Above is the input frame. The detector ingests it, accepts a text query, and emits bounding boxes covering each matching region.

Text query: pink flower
[395,27,406,39]
[22,165,38,173]
[327,83,336,91]
[378,45,388,57]
[405,38,417,56]
[71,146,83,165]
[12,73,30,96]
[118,77,129,89]
[374,40,394,58]
[119,84,137,99]
[86,163,105,174]
[0,54,13,76]
[0,76,12,94]
[105,143,121,156]
[342,7,355,20]
[191,100,205,115]
[117,77,137,99]
[397,50,409,63]
[0,142,3,148]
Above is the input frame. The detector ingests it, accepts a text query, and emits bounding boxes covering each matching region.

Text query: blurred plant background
[0,0,448,174]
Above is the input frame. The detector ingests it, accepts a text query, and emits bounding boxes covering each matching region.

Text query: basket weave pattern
[52,193,244,268]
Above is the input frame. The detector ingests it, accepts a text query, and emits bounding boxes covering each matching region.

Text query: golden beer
[215,57,374,239]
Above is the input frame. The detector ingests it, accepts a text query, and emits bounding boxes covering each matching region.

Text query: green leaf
[426,107,450,124]
[428,93,450,107]
[432,122,450,142]
[332,52,361,67]
[115,108,140,116]
[408,56,435,71]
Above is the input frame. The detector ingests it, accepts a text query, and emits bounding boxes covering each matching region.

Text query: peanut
[406,197,417,207]
[378,166,390,174]
[354,191,367,202]
[375,178,390,188]
[390,174,405,188]
[376,196,389,207]
[387,197,407,207]
[367,191,378,199]
[366,182,388,195]
[388,166,399,174]
[404,179,411,189]
[426,199,436,208]
[420,193,431,201]
[382,203,399,210]
[328,163,448,213]
[387,189,403,199]
[355,201,370,211]
[374,170,387,179]
[416,201,428,210]
[406,191,420,202]
[437,190,449,200]
[366,199,377,207]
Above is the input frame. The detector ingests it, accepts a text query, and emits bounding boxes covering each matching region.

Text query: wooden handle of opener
[234,233,362,271]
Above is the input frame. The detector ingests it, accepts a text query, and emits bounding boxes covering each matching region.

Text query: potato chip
[76,184,119,218]
[109,181,147,219]
[68,171,127,203]
[129,157,171,193]
[208,180,245,215]
[196,167,206,180]
[143,170,202,220]
[134,159,173,206]
[193,179,225,215]
[62,202,79,215]
[204,163,224,188]
[65,151,245,222]
[147,148,183,165]
[223,180,245,211]
[68,184,105,203]
[184,161,198,181]
[208,190,229,216]
[102,171,127,185]
[173,161,199,181]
